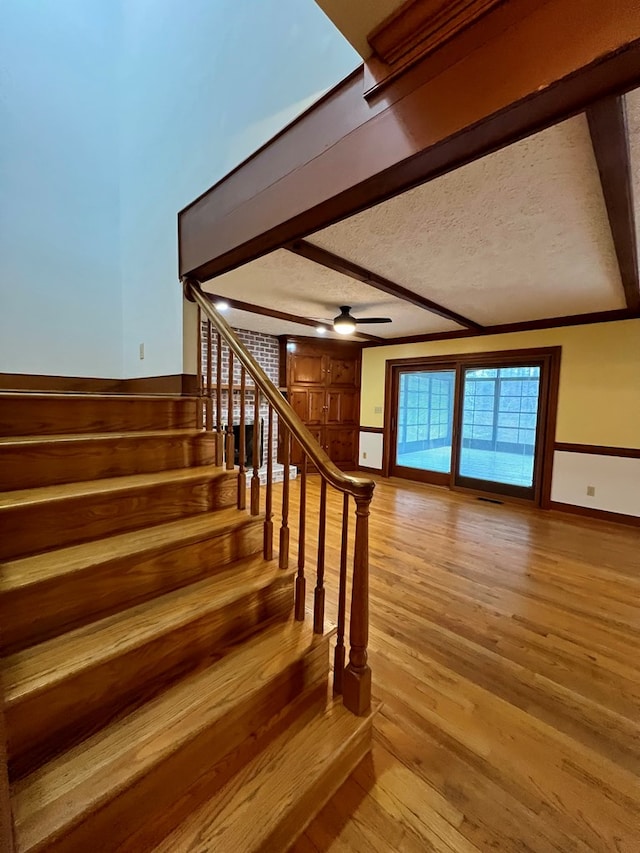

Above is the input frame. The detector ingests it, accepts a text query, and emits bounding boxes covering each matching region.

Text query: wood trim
[205,293,382,343]
[540,350,562,508]
[555,442,640,458]
[383,347,561,506]
[368,0,505,68]
[178,3,640,281]
[359,426,384,434]
[586,96,640,312]
[382,360,395,477]
[358,465,383,475]
[549,501,640,528]
[394,466,451,487]
[287,240,482,331]
[384,346,562,369]
[362,308,638,347]
[0,373,198,396]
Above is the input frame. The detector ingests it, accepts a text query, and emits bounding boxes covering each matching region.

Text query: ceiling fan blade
[354,317,392,324]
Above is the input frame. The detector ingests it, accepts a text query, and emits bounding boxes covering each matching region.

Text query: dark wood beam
[586,96,640,312]
[178,0,640,282]
[361,307,636,347]
[204,293,384,342]
[288,240,482,330]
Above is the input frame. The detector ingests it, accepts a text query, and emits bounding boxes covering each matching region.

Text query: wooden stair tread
[0,465,234,510]
[0,507,255,591]
[12,621,323,851]
[0,428,206,446]
[152,698,376,853]
[3,554,281,704]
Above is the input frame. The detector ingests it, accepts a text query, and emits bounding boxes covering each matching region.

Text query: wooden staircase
[0,392,374,852]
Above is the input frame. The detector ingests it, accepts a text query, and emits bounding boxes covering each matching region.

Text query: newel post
[342,492,372,716]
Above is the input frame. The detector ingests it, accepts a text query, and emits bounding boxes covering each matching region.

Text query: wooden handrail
[186,276,374,716]
[185,278,375,503]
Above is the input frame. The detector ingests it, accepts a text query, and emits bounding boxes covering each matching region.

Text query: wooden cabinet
[279,338,362,470]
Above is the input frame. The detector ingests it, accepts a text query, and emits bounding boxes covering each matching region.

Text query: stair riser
[0,475,238,560]
[21,641,330,853]
[1,520,265,654]
[7,576,295,779]
[0,396,198,437]
[260,719,373,853]
[119,681,330,853]
[0,434,216,491]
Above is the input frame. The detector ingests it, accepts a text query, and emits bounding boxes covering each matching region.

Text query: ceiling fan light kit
[332,306,392,335]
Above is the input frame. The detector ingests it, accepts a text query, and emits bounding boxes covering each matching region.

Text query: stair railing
[185,277,374,716]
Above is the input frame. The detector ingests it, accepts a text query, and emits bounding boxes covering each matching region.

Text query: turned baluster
[342,493,373,716]
[313,478,327,634]
[215,332,223,466]
[251,386,261,515]
[226,350,235,470]
[264,406,274,559]
[333,492,350,694]
[237,366,246,509]
[196,306,203,430]
[205,319,213,431]
[295,453,307,620]
[279,423,290,569]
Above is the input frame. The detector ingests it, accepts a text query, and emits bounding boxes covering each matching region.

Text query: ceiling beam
[361,307,636,347]
[586,96,640,312]
[288,240,482,330]
[204,293,384,342]
[178,1,640,282]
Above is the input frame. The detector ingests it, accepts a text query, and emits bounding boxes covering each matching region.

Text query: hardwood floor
[285,475,640,852]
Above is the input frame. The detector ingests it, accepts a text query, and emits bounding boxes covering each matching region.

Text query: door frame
[383,347,561,507]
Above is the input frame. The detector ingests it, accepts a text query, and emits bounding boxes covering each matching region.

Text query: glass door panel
[457,365,541,494]
[395,370,456,476]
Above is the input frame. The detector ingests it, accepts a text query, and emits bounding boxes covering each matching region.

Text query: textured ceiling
[308,114,625,324]
[626,87,640,251]
[216,308,346,342]
[314,0,404,57]
[202,107,632,341]
[203,250,463,339]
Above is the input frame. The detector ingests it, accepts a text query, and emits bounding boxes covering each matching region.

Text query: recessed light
[316,326,327,335]
[286,342,297,352]
[215,300,229,312]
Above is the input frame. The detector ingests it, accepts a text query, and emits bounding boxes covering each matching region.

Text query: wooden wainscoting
[0,373,198,395]
[286,475,640,852]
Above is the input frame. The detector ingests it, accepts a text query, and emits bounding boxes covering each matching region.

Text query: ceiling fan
[328,306,392,335]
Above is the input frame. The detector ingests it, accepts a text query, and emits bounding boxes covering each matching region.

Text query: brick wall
[200,324,290,481]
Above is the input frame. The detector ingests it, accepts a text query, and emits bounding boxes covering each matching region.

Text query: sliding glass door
[455,365,542,498]
[394,369,456,483]
[388,349,557,503]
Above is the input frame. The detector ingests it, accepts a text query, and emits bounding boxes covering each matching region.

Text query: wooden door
[281,338,362,470]
[290,389,325,425]
[291,425,323,466]
[289,353,325,385]
[326,426,357,466]
[328,355,358,386]
[326,389,358,425]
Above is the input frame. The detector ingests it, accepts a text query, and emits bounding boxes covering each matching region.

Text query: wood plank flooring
[284,475,640,852]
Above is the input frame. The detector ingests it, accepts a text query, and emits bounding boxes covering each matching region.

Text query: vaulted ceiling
[201,87,639,344]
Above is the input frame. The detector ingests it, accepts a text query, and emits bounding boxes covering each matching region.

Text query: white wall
[359,432,383,469]
[119,0,359,378]
[1,0,358,379]
[551,451,640,517]
[0,0,122,377]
